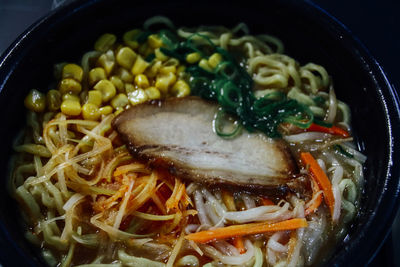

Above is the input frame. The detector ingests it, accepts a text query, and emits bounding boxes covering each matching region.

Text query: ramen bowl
[0,0,399,266]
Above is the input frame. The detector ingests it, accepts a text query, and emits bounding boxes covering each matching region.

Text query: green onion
[213,109,242,138]
[333,144,354,158]
[154,29,315,138]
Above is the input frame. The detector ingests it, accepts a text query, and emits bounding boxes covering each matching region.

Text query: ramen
[10,17,365,267]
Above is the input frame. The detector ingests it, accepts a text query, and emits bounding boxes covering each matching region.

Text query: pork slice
[112,96,297,187]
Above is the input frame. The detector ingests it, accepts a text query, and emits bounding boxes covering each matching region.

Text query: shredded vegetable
[301,152,335,219]
[185,218,308,243]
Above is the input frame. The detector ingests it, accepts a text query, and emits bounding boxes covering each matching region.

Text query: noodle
[11,17,366,266]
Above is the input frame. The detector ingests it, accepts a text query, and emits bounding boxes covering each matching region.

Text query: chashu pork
[112,96,297,187]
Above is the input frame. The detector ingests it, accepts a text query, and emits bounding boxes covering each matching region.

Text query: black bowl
[0,0,399,266]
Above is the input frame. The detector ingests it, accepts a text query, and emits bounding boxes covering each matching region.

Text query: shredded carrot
[300,152,335,218]
[304,177,323,216]
[233,236,246,254]
[185,218,308,243]
[166,178,185,212]
[261,197,274,206]
[181,186,193,208]
[306,123,350,138]
[93,182,129,212]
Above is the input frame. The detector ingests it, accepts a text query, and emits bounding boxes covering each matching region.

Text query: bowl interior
[0,0,398,266]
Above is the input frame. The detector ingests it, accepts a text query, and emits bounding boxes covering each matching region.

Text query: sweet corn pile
[24,30,197,118]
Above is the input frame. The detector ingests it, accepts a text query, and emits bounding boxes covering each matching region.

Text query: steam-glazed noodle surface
[10,17,365,266]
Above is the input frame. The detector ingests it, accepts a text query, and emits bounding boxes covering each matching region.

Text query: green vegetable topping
[333,144,354,158]
[157,31,314,137]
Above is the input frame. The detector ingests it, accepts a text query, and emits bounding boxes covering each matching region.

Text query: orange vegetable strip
[185,218,308,243]
[306,123,350,138]
[180,185,192,208]
[233,236,246,254]
[166,178,183,212]
[300,152,335,218]
[304,177,323,216]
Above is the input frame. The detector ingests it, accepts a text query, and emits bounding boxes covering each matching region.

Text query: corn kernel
[116,47,137,69]
[62,93,80,102]
[24,89,46,112]
[134,74,150,88]
[186,52,201,64]
[59,78,82,95]
[94,80,116,102]
[110,76,125,93]
[125,83,135,94]
[99,105,113,115]
[155,72,176,94]
[123,29,140,50]
[171,80,190,98]
[61,99,81,116]
[62,64,83,82]
[145,61,162,78]
[131,56,150,75]
[88,68,107,86]
[115,68,134,83]
[82,103,101,121]
[94,33,116,52]
[208,53,223,69]
[159,65,176,75]
[147,34,163,49]
[155,48,169,61]
[128,89,148,105]
[46,89,61,112]
[165,58,180,67]
[87,90,102,107]
[97,50,115,75]
[114,107,125,116]
[111,94,129,109]
[198,59,212,72]
[145,87,161,100]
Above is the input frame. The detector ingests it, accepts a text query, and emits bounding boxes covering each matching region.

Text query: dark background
[0,0,399,265]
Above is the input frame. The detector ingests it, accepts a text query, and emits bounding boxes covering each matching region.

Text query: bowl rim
[0,0,399,266]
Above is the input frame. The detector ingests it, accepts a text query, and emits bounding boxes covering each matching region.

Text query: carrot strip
[233,236,246,254]
[185,218,307,243]
[306,123,350,138]
[166,179,185,212]
[300,152,335,218]
[304,177,323,216]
